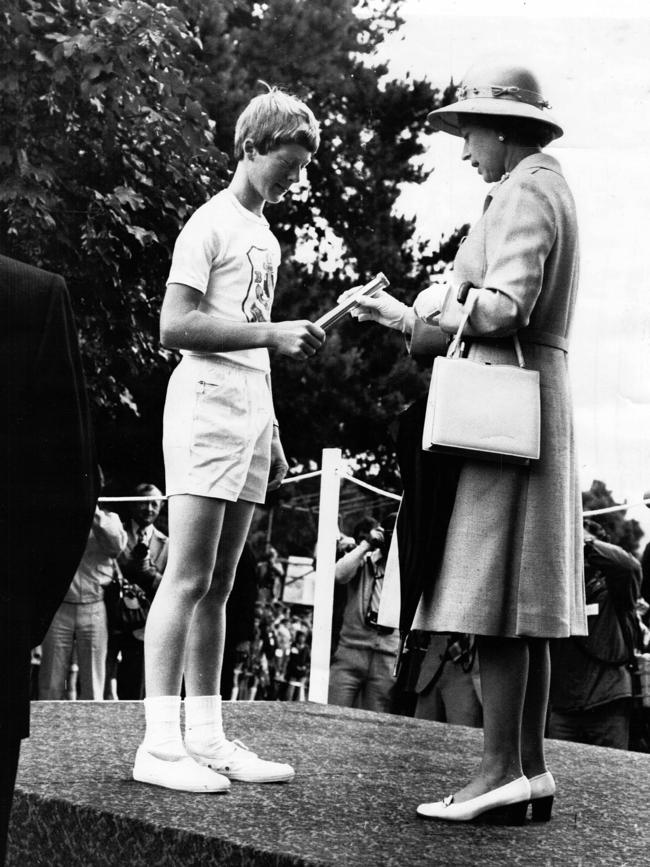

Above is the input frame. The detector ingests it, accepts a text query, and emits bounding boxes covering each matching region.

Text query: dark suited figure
[110,484,168,699]
[220,542,259,700]
[0,256,97,864]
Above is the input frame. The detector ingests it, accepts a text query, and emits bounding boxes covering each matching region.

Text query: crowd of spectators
[29,486,316,705]
[227,598,313,703]
[29,491,650,752]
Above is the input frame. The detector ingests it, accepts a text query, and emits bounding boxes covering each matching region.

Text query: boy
[133,87,325,792]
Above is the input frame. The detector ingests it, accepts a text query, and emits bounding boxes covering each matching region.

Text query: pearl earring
[498,134,505,142]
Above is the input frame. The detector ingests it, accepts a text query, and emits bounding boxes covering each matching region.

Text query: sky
[373,0,650,540]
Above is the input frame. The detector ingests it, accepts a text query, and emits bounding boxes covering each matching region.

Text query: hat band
[456,84,551,110]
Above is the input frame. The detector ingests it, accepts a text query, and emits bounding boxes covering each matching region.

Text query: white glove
[351,290,415,333]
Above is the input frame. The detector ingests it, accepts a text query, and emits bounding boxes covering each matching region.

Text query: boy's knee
[171,571,214,605]
[205,572,237,607]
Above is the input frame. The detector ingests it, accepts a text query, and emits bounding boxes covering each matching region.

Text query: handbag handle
[447,284,527,368]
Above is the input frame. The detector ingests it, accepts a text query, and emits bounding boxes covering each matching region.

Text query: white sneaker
[186,739,295,783]
[133,745,231,793]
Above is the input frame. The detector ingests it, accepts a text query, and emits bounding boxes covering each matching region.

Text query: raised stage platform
[8,701,650,865]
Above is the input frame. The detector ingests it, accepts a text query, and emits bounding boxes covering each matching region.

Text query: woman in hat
[346,62,586,823]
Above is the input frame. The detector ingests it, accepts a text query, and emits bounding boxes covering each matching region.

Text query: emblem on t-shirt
[242,247,276,323]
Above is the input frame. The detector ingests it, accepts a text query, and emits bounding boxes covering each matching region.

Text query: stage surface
[8,701,650,866]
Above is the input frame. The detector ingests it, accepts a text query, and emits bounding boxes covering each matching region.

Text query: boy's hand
[267,427,289,492]
[273,321,325,359]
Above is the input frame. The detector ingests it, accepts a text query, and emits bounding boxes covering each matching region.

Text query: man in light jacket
[39,500,127,700]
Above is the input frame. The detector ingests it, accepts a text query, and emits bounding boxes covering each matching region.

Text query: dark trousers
[549,698,631,750]
[106,633,145,699]
[0,735,21,866]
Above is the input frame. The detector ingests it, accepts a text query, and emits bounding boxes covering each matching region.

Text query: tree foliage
[0,0,458,491]
[1,0,230,416]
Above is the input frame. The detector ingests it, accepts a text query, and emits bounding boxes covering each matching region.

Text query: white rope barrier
[280,470,322,485]
[583,499,650,517]
[99,496,165,502]
[99,490,650,514]
[98,470,323,504]
[342,473,401,502]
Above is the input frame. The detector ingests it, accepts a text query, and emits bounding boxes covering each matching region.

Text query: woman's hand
[267,427,289,492]
[340,289,415,333]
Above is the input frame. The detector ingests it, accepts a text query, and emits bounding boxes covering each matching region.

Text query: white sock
[184,694,228,754]
[141,695,186,759]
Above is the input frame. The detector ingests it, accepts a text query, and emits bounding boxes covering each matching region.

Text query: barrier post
[308,448,342,703]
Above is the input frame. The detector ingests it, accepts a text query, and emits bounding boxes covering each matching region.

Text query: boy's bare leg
[144,494,225,698]
[181,499,295,783]
[135,494,234,791]
[183,499,256,696]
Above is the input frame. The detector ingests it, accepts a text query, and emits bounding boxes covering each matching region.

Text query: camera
[127,541,157,583]
[365,609,379,627]
[131,541,150,561]
[364,608,393,635]
[367,527,385,551]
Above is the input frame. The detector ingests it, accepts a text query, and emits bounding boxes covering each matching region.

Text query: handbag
[104,563,151,638]
[408,318,450,363]
[422,288,541,464]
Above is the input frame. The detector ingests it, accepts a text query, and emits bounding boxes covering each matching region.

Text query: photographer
[39,499,127,700]
[328,514,400,713]
[548,520,642,749]
[120,484,168,595]
[107,483,168,699]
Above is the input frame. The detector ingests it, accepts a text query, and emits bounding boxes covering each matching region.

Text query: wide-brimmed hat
[427,62,563,142]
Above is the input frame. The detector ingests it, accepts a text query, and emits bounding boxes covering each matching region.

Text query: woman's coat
[392,152,586,638]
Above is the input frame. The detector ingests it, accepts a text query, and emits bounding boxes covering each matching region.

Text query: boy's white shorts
[163,356,273,504]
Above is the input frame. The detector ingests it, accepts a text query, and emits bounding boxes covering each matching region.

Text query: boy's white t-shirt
[166,189,281,372]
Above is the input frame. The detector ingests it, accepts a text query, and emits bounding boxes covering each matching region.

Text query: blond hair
[234,85,320,161]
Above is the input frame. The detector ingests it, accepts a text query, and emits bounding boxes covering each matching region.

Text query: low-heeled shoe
[528,770,555,822]
[417,775,531,824]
